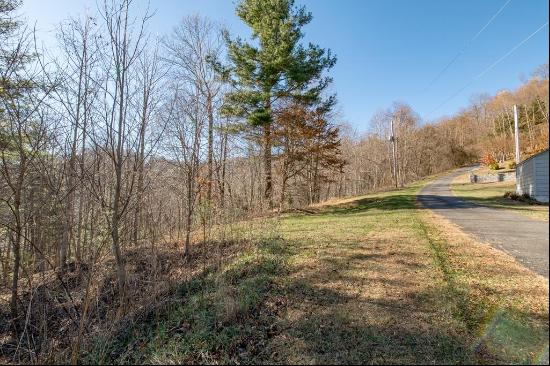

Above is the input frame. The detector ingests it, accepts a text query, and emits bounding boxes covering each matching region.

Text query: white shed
[516,149,549,203]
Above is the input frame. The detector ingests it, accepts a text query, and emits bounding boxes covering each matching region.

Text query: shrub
[481,153,497,166]
[507,161,517,170]
[488,162,500,170]
[504,191,519,200]
[504,191,539,204]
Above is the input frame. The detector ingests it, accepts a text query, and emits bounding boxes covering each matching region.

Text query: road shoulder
[418,168,549,278]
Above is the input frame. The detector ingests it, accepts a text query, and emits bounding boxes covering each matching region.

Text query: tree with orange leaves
[274,103,344,209]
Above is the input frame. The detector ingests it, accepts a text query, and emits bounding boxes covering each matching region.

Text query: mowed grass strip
[419,211,549,365]
[259,182,549,364]
[262,184,469,364]
[451,173,549,221]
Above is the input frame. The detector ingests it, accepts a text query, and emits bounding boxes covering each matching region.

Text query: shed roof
[519,149,549,165]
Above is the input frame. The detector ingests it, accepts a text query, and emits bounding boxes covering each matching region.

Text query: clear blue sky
[21,0,549,133]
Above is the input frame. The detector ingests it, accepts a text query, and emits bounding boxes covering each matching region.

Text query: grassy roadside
[418,211,549,364]
[261,181,548,364]
[265,182,472,364]
[451,172,549,221]
[82,178,549,364]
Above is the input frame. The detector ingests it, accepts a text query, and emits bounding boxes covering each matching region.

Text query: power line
[429,20,549,117]
[423,0,512,92]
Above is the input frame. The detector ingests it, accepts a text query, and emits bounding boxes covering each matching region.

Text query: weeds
[83,232,288,365]
[504,191,543,205]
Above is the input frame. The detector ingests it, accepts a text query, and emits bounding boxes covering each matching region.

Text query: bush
[507,161,517,170]
[504,191,519,200]
[481,153,497,166]
[504,191,539,204]
[488,162,500,170]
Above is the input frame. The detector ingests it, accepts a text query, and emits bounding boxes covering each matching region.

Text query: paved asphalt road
[418,166,549,278]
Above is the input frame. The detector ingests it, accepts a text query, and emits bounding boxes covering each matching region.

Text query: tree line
[336,64,548,197]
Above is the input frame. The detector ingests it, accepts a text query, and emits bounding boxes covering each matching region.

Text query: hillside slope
[84,180,548,364]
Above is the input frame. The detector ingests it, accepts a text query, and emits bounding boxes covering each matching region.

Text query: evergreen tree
[220,0,336,207]
[1,0,32,104]
[0,0,19,39]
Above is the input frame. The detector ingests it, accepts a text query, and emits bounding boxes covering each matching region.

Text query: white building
[516,149,549,203]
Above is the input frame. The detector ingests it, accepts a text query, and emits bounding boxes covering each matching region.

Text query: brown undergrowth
[0,238,246,364]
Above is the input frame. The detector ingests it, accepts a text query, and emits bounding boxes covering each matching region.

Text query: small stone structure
[516,149,549,203]
[470,171,515,184]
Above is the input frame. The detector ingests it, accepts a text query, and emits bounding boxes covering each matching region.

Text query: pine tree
[1,0,23,100]
[220,0,336,208]
[0,0,19,38]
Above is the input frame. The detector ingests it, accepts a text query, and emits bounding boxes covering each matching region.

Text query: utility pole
[390,118,398,188]
[513,105,520,164]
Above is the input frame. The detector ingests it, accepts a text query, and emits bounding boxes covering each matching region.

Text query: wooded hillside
[337,66,549,196]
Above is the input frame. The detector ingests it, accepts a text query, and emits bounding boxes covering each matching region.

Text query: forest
[0,0,548,363]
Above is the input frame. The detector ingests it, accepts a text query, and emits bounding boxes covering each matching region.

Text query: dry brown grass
[254,182,549,364]
[0,238,246,364]
[419,210,549,363]
[422,210,548,313]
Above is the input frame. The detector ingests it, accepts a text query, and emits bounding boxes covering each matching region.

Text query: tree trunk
[61,126,79,270]
[111,0,131,304]
[184,170,193,257]
[220,130,228,208]
[75,164,85,265]
[263,123,273,208]
[207,92,214,203]
[133,91,147,247]
[10,186,23,328]
[280,167,288,211]
[10,219,21,328]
